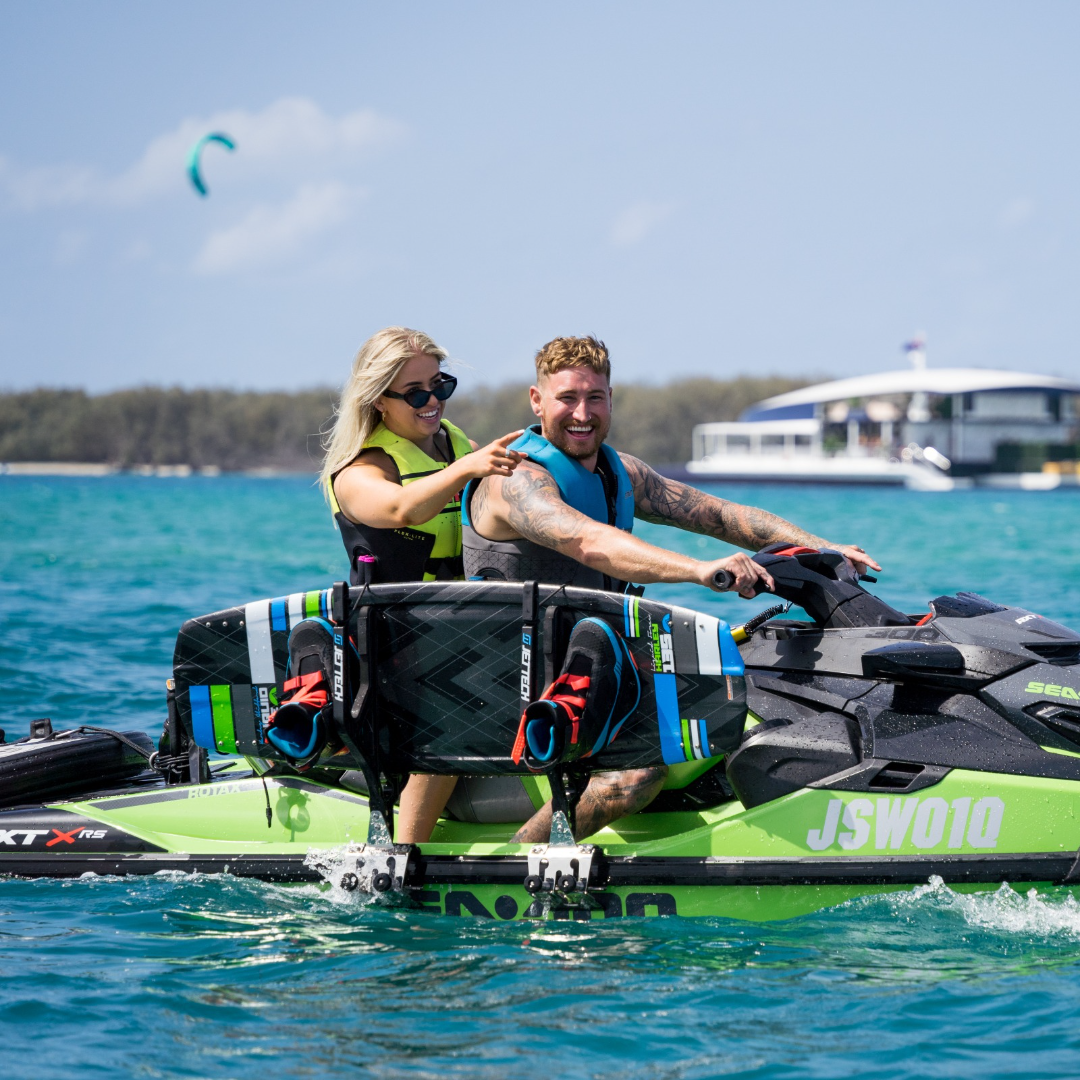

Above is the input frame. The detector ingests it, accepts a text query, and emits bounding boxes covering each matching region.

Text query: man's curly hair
[534,335,610,382]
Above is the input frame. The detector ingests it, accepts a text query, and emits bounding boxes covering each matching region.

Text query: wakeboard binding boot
[265,617,336,768]
[513,617,641,771]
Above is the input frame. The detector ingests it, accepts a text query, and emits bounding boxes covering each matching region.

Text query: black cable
[72,726,155,760]
[740,603,788,639]
[260,774,273,829]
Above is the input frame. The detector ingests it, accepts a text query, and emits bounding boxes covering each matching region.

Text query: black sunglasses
[383,375,458,409]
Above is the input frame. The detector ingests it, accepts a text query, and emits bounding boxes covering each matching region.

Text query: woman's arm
[333,430,524,530]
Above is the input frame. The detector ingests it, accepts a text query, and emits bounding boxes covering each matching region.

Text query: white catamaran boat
[685,343,1080,490]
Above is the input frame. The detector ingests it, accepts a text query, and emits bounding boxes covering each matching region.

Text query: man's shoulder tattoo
[502,465,586,547]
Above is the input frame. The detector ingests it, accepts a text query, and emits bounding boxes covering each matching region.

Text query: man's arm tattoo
[501,467,590,551]
[621,454,825,551]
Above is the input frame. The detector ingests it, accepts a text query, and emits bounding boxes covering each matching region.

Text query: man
[462,336,880,842]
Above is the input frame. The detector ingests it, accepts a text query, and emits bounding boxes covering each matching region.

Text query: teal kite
[186,132,236,197]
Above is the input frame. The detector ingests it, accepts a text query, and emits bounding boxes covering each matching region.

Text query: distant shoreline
[0,462,315,478]
[0,377,813,473]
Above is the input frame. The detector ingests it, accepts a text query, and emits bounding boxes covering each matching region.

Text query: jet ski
[3,546,1080,923]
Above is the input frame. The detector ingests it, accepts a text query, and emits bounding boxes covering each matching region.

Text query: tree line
[0,376,810,470]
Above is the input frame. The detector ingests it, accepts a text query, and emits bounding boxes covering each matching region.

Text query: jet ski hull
[2,765,1077,921]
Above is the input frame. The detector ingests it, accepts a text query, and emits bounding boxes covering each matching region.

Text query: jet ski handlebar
[711,549,865,598]
[711,548,909,629]
[710,568,771,595]
[711,568,738,592]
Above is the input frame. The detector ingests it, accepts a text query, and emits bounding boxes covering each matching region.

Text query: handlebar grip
[711,569,736,591]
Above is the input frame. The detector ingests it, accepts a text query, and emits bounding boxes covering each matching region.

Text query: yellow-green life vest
[328,420,473,584]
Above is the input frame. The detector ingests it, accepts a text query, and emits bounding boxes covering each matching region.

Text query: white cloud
[998,197,1035,230]
[0,154,98,210]
[1,97,403,210]
[193,182,362,275]
[610,200,674,247]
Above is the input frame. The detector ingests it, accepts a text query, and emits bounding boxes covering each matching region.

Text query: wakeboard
[172,581,747,774]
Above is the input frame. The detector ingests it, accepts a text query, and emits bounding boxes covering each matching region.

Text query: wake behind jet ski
[2,546,1080,923]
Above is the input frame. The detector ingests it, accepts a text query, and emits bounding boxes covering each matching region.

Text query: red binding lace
[268,669,329,725]
[511,673,590,765]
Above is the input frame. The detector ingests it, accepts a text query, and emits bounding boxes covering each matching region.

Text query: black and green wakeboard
[172,581,747,774]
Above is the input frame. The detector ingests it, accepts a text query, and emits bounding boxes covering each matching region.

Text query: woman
[320,326,524,842]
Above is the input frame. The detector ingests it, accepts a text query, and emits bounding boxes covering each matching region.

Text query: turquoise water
[3,475,1080,1078]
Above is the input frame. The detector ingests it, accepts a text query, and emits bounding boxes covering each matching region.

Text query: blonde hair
[534,335,610,382]
[320,326,448,498]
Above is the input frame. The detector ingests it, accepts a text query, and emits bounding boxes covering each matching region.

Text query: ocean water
[3,475,1080,1078]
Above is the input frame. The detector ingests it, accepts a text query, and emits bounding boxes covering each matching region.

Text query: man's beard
[544,418,610,460]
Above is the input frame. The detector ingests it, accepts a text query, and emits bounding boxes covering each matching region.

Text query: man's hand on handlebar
[831,545,882,575]
[702,554,775,599]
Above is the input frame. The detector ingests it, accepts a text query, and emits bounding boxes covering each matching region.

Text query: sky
[1,1,1079,392]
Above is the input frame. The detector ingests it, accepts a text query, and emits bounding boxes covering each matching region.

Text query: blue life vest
[462,426,634,530]
[461,426,636,591]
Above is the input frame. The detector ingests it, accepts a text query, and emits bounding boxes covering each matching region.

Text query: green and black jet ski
[3,546,1080,923]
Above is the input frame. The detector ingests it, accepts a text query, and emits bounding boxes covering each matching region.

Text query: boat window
[727,435,751,453]
[794,434,812,450]
[761,434,785,454]
[969,391,1049,420]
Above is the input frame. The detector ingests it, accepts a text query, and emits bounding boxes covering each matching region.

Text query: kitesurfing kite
[186,132,236,197]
